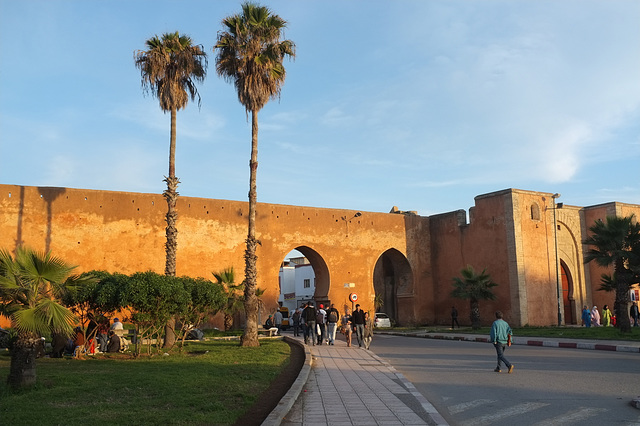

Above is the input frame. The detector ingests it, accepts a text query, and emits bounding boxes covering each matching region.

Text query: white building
[278,257,316,312]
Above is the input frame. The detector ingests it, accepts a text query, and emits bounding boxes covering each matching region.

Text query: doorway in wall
[372,248,413,325]
[561,261,575,324]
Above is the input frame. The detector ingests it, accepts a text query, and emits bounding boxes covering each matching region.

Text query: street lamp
[552,193,564,326]
[341,212,362,235]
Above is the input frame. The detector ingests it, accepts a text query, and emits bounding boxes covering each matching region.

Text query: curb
[381,332,640,353]
[261,336,312,426]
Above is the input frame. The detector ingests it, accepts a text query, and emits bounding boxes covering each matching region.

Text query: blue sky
[1,0,639,216]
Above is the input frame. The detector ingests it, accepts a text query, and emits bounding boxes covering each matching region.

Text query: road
[371,334,640,425]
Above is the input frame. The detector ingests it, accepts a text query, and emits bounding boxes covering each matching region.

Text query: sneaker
[494,367,501,373]
[508,365,515,374]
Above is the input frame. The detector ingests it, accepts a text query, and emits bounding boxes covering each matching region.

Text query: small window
[530,203,541,220]
[303,279,310,288]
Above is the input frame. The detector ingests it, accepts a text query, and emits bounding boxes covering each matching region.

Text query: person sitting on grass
[106,330,121,353]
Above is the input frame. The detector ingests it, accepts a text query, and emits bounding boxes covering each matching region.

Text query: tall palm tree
[451,265,498,329]
[134,32,207,347]
[0,247,94,389]
[215,2,295,347]
[584,215,640,333]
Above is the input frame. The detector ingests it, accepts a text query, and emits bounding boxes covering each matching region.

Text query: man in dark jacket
[302,302,317,346]
[326,304,340,345]
[352,304,366,347]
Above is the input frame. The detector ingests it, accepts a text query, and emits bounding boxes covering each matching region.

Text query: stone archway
[373,248,413,325]
[561,260,575,324]
[292,245,331,305]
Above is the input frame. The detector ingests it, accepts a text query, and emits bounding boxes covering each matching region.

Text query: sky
[1,1,639,217]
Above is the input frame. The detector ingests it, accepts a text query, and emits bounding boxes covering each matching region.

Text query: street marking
[530,407,606,425]
[466,402,549,426]
[449,399,497,414]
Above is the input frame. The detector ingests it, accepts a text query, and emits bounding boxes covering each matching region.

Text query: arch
[560,260,575,324]
[291,245,331,305]
[372,248,413,325]
[530,203,541,220]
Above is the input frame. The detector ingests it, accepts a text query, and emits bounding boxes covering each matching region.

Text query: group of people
[50,316,124,357]
[581,305,613,327]
[289,302,374,349]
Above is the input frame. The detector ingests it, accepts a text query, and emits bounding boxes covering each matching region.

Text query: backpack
[316,311,324,324]
[328,310,338,323]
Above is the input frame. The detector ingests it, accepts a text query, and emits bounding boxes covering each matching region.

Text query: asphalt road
[371,334,640,425]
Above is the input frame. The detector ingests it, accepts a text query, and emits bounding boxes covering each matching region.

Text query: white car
[374,313,391,328]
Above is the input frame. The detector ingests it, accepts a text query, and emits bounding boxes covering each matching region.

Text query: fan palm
[584,215,640,333]
[212,267,243,331]
[0,247,94,389]
[134,32,207,347]
[215,2,295,346]
[451,265,498,329]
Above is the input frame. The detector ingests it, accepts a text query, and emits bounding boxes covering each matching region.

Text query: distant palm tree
[213,267,243,331]
[134,31,207,347]
[584,215,640,333]
[451,265,498,329]
[215,2,295,347]
[0,247,95,389]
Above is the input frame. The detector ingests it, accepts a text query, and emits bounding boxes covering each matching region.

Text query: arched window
[530,203,541,220]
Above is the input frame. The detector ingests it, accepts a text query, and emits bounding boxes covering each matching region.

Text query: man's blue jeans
[493,342,512,368]
[354,324,365,346]
[304,321,316,345]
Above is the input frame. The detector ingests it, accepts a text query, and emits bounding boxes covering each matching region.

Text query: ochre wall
[0,184,431,327]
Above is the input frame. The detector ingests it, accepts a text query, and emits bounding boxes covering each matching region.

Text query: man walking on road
[490,310,514,373]
[352,304,366,347]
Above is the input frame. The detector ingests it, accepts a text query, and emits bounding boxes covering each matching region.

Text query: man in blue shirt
[489,311,514,373]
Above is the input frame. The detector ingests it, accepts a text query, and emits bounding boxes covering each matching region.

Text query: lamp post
[341,212,362,235]
[552,193,564,326]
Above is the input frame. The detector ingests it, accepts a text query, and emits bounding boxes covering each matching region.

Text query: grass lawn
[392,325,640,341]
[0,339,290,425]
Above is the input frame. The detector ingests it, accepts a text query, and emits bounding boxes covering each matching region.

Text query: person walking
[582,306,591,327]
[274,309,283,334]
[316,304,327,345]
[490,311,514,373]
[352,304,366,347]
[326,303,340,345]
[630,302,639,327]
[341,308,353,347]
[451,306,460,329]
[590,306,600,327]
[363,312,374,350]
[302,302,317,346]
[291,307,301,336]
[602,304,613,327]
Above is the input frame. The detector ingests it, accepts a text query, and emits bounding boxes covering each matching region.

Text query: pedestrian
[274,309,283,334]
[451,306,460,329]
[489,311,514,373]
[352,304,366,347]
[590,306,600,327]
[582,306,591,327]
[630,302,639,327]
[291,307,301,336]
[341,308,353,347]
[316,304,327,345]
[326,303,340,345]
[302,302,317,346]
[110,317,124,332]
[602,304,613,327]
[363,312,374,350]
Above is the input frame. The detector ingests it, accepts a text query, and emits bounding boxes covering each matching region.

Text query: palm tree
[134,31,207,347]
[451,265,498,329]
[0,247,94,389]
[215,2,295,347]
[212,267,244,331]
[584,215,640,333]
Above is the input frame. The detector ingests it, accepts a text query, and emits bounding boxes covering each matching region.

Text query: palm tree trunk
[615,260,632,332]
[470,299,481,329]
[163,107,179,348]
[8,334,39,389]
[241,110,260,347]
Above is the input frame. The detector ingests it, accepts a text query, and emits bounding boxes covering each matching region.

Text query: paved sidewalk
[276,335,447,426]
